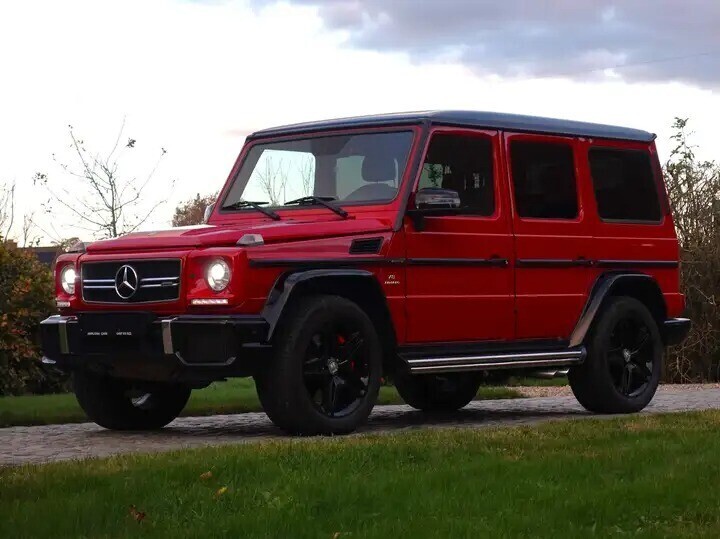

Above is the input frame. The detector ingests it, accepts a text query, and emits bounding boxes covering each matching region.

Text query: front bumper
[40,313,270,381]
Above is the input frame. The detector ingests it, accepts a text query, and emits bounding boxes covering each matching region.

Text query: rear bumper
[40,313,270,382]
[662,318,691,346]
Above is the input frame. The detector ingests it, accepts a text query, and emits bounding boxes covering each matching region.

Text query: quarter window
[589,148,662,222]
[418,134,495,215]
[510,141,578,219]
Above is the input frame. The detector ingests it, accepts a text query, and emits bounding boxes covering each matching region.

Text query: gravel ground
[514,383,720,398]
[4,385,720,467]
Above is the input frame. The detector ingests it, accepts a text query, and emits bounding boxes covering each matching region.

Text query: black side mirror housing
[407,188,461,230]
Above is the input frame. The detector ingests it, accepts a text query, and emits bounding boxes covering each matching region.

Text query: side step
[403,348,586,374]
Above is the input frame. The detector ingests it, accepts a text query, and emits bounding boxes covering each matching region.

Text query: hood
[85,218,391,253]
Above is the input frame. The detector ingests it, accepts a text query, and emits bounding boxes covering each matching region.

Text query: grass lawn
[4,411,720,538]
[0,379,521,428]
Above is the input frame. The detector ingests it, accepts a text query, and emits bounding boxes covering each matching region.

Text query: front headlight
[206,259,231,292]
[60,265,76,295]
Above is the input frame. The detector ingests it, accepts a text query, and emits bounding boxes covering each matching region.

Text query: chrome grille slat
[81,259,181,304]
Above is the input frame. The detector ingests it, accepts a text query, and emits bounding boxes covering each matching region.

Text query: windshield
[222,131,414,210]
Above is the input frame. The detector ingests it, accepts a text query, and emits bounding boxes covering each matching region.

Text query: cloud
[250,0,720,87]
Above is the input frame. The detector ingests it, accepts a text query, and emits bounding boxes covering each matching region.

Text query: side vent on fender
[350,237,383,255]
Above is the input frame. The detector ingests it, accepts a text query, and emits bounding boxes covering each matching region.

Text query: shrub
[664,118,720,382]
[0,241,67,395]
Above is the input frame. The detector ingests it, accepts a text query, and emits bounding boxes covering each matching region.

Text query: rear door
[505,133,594,340]
[403,128,515,343]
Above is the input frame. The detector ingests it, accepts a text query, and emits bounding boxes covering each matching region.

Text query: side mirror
[203,202,216,224]
[407,188,461,231]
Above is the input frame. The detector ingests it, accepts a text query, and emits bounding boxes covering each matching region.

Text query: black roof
[249,110,655,143]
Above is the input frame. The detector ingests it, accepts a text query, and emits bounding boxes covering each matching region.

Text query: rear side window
[588,148,662,222]
[510,141,578,219]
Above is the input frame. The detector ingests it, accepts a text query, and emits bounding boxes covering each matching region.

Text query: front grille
[81,259,181,304]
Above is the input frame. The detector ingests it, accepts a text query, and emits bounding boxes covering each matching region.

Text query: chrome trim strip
[140,283,179,289]
[58,318,69,354]
[161,318,175,355]
[141,276,180,282]
[83,279,115,284]
[406,349,585,374]
[83,285,116,289]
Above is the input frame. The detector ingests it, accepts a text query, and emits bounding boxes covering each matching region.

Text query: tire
[569,296,662,414]
[255,294,382,435]
[73,371,191,430]
[394,371,481,412]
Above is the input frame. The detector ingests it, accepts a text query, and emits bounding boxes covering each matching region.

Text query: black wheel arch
[262,269,397,371]
[570,272,667,347]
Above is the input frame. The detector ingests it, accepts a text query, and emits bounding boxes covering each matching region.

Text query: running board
[403,348,586,374]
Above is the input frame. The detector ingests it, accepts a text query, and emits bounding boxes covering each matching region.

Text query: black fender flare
[569,272,666,347]
[261,268,389,340]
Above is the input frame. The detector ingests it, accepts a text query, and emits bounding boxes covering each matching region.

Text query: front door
[403,128,515,343]
[504,132,594,340]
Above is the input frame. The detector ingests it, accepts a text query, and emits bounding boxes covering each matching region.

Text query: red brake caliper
[337,335,354,369]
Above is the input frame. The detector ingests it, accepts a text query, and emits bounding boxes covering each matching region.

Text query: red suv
[41,111,691,434]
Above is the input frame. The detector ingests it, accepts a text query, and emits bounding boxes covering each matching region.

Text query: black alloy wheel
[255,294,382,435]
[302,329,370,418]
[568,296,662,414]
[606,316,655,397]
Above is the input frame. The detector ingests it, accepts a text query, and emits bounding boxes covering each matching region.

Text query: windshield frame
[217,126,418,216]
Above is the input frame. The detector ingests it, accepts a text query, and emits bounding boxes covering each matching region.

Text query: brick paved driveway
[4,387,720,466]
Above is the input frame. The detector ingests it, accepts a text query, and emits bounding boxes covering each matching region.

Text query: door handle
[574,257,594,267]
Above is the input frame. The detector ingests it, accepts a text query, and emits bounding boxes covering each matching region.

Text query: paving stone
[3,387,720,466]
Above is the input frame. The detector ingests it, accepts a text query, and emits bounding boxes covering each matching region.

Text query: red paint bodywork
[55,122,684,345]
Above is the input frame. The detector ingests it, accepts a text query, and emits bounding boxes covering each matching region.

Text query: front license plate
[78,313,154,339]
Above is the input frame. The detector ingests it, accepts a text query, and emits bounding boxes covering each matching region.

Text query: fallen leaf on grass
[200,471,213,480]
[129,505,146,523]
[214,486,228,498]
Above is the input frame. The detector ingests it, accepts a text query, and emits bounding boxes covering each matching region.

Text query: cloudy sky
[1,0,718,241]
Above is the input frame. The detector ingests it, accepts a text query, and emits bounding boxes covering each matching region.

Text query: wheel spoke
[631,360,652,381]
[620,365,633,395]
[338,332,364,364]
[630,327,650,356]
[321,376,341,416]
[342,368,368,397]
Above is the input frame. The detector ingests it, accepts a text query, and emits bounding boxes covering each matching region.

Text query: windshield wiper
[221,200,281,220]
[284,196,348,219]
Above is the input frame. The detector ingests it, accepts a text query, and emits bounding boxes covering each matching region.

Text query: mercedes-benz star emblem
[114,265,139,299]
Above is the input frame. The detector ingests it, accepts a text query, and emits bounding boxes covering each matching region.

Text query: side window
[510,141,578,219]
[589,148,662,222]
[418,134,495,216]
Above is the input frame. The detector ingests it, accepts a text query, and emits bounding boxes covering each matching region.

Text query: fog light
[206,259,231,291]
[191,298,229,306]
[60,266,76,295]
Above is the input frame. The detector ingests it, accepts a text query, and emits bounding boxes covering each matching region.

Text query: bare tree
[33,121,173,239]
[298,156,315,197]
[255,157,288,205]
[0,181,15,240]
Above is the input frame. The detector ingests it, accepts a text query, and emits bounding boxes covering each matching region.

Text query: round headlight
[60,266,76,295]
[206,259,231,292]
